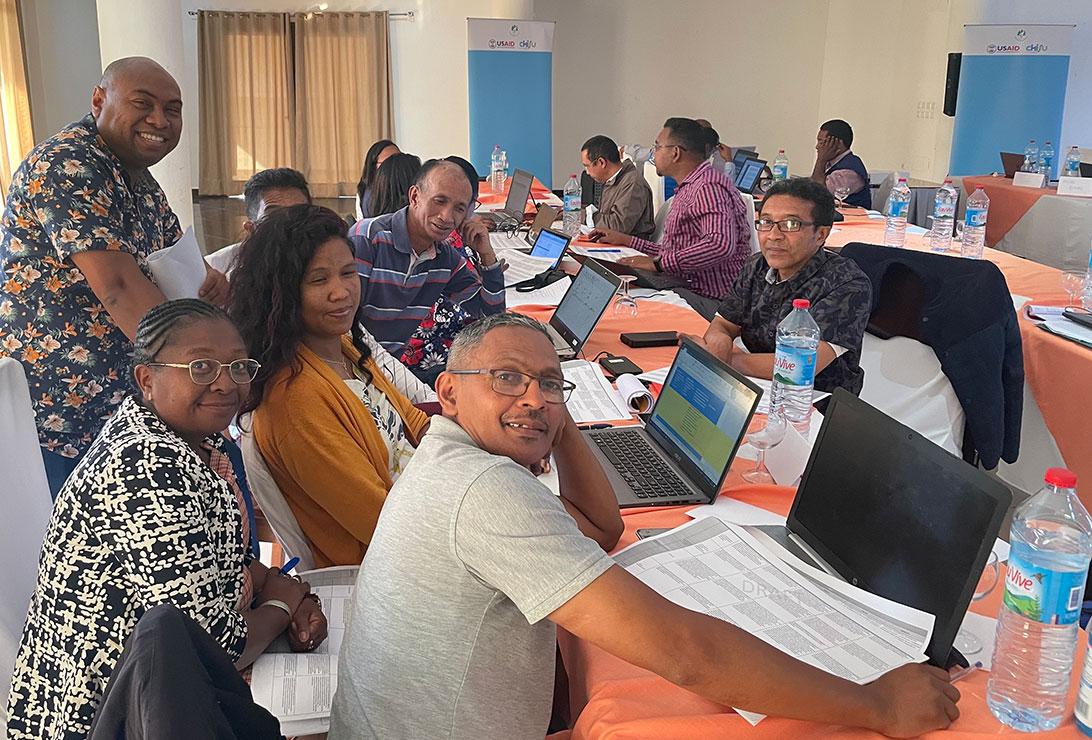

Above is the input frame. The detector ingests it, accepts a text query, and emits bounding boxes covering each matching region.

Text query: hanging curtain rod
[187,10,415,20]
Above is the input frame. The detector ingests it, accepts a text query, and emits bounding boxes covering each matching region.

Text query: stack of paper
[505,276,571,308]
[561,360,632,424]
[497,251,560,286]
[568,242,646,261]
[146,227,207,299]
[250,565,358,736]
[1040,316,1092,349]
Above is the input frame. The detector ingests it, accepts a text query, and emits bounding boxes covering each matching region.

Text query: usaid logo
[488,38,516,49]
[987,43,1021,54]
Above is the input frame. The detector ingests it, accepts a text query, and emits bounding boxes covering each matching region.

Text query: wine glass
[834,185,851,209]
[742,409,788,484]
[613,275,638,317]
[1062,270,1085,307]
[953,551,1000,656]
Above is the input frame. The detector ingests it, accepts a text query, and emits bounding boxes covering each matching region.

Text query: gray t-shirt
[328,416,614,740]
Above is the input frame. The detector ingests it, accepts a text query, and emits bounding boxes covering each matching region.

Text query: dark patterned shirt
[0,114,182,458]
[717,248,872,395]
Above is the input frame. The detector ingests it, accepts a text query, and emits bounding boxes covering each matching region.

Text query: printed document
[146,227,207,299]
[561,360,631,424]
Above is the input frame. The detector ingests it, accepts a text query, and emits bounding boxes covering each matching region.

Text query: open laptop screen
[551,259,620,348]
[788,390,1011,663]
[528,227,570,268]
[503,168,534,214]
[735,157,765,194]
[646,340,760,490]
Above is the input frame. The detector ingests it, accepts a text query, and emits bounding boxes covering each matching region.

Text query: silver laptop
[583,338,762,507]
[546,259,622,360]
[488,205,559,252]
[483,168,534,225]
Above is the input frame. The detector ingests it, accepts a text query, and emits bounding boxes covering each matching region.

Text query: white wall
[179,0,533,190]
[20,0,102,143]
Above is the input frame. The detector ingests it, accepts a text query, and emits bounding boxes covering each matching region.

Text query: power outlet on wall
[915,101,938,120]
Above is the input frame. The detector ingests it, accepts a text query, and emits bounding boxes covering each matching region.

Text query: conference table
[960,175,1092,272]
[511,296,1088,739]
[477,174,560,211]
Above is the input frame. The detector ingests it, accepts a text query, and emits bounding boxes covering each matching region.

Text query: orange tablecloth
[558,489,1088,739]
[478,174,556,209]
[962,175,1055,248]
[826,220,1092,510]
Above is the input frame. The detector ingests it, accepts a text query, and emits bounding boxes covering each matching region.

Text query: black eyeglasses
[755,217,818,233]
[144,358,261,385]
[447,368,576,404]
[648,142,686,162]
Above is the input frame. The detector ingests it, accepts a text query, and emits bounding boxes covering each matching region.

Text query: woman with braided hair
[6,299,326,739]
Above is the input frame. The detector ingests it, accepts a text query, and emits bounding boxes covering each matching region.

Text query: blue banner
[467,19,554,188]
[950,25,1072,178]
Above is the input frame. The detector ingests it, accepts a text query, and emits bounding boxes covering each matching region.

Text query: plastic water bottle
[1064,146,1082,178]
[770,299,820,431]
[1040,141,1056,179]
[988,468,1092,732]
[1082,239,1092,311]
[490,144,505,193]
[883,177,911,247]
[961,187,989,259]
[562,174,581,235]
[928,177,958,252]
[1024,139,1040,173]
[772,149,789,182]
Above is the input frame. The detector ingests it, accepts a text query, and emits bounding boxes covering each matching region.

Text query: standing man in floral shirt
[0,57,229,495]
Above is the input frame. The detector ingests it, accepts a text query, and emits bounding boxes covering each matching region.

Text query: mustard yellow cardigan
[252,336,428,567]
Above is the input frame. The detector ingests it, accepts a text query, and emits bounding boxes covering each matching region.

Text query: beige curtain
[294,11,393,198]
[0,0,33,194]
[198,11,293,195]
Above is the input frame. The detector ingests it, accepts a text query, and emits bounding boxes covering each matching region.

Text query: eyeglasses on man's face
[447,368,576,404]
[648,141,686,162]
[144,358,261,385]
[755,217,817,233]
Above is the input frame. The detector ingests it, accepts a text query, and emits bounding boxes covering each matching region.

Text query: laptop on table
[545,258,622,360]
[753,389,1012,667]
[488,205,559,252]
[483,168,535,226]
[734,156,767,195]
[1000,151,1025,179]
[584,338,762,507]
[502,227,573,287]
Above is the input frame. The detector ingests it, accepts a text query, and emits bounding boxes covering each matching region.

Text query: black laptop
[754,389,1012,667]
[483,168,534,226]
[734,156,767,195]
[545,258,622,360]
[584,338,762,508]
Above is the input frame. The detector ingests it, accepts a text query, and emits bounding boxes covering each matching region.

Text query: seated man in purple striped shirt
[589,117,751,302]
[349,159,506,363]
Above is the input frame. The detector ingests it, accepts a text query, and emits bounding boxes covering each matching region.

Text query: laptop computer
[734,156,767,195]
[731,147,758,172]
[502,227,572,287]
[1080,162,1092,178]
[483,168,534,226]
[489,205,559,253]
[1000,151,1025,179]
[545,258,622,360]
[753,389,1012,667]
[584,338,762,507]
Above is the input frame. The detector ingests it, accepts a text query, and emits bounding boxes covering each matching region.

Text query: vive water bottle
[961,187,990,259]
[883,178,911,248]
[928,178,958,252]
[1064,146,1082,178]
[772,149,789,182]
[770,299,821,431]
[1023,139,1040,173]
[1040,140,1056,179]
[562,174,581,235]
[988,468,1092,732]
[490,144,505,194]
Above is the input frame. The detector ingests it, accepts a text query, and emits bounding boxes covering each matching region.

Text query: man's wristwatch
[652,256,663,272]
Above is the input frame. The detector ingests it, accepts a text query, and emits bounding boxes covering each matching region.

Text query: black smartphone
[620,331,679,348]
[598,355,643,379]
[635,528,671,540]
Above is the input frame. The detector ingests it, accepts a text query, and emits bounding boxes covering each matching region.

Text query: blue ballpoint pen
[279,556,300,575]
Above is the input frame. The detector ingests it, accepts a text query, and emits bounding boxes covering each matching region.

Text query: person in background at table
[364,152,422,218]
[5,299,324,739]
[230,204,430,568]
[581,134,655,240]
[327,312,959,740]
[589,117,751,302]
[810,119,871,209]
[205,166,312,276]
[351,158,505,369]
[0,56,229,497]
[357,138,400,219]
[695,118,735,181]
[697,178,872,395]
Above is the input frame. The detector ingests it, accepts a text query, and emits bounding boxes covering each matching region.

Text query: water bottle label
[773,345,816,388]
[1002,553,1086,625]
[934,203,955,219]
[773,164,788,179]
[888,200,908,219]
[563,193,580,211]
[965,207,987,228]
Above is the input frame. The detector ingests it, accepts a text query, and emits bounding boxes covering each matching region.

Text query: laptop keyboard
[589,430,694,500]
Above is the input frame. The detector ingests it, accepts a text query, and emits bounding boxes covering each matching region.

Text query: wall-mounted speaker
[943,52,961,117]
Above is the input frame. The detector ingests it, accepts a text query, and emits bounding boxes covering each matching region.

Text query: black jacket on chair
[840,243,1023,469]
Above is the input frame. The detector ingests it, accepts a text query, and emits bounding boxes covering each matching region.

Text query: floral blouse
[0,113,182,459]
[5,397,247,739]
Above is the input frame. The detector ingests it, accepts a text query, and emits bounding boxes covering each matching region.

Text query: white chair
[740,193,760,254]
[651,196,673,243]
[871,171,896,213]
[237,418,316,571]
[858,334,965,456]
[640,157,666,217]
[0,358,53,726]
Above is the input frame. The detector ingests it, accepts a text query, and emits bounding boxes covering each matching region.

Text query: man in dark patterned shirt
[698,178,872,395]
[0,57,228,494]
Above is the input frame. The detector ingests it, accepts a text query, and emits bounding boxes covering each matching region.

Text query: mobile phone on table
[635,528,671,540]
[620,331,679,348]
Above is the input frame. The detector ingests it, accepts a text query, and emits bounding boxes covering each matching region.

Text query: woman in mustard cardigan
[230,204,429,567]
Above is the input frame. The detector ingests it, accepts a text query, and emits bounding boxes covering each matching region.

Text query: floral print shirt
[0,113,182,458]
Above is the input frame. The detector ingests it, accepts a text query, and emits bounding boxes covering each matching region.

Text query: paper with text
[562,360,632,424]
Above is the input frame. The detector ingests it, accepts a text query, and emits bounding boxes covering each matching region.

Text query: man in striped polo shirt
[349,159,506,362]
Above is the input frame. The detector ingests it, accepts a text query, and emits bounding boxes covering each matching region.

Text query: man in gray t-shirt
[330,313,961,740]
